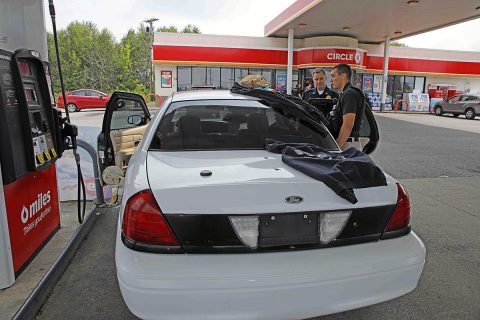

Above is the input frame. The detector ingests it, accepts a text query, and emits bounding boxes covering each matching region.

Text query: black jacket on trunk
[265,139,387,204]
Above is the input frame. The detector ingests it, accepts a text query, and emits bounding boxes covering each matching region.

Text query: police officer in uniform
[303,68,338,101]
[330,64,365,151]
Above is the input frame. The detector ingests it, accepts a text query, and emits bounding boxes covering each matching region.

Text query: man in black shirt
[303,68,338,101]
[330,64,365,151]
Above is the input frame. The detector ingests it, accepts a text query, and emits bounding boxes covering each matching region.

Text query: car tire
[66,103,77,113]
[465,108,476,120]
[434,106,443,116]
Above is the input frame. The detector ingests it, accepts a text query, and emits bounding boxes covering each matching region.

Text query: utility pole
[144,18,158,94]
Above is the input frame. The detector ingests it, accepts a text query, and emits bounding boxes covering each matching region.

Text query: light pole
[144,18,158,94]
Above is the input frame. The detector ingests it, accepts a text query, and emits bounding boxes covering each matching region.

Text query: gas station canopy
[265,0,480,43]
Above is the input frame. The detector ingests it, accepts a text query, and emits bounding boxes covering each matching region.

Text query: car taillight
[385,183,411,232]
[122,190,179,246]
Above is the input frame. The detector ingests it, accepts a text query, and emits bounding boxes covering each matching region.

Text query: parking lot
[35,112,480,320]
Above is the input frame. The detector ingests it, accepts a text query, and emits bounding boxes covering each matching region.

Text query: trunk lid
[146,150,397,214]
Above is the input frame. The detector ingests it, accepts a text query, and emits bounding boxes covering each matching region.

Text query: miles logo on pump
[21,191,51,225]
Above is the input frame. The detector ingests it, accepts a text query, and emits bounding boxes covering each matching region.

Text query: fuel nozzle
[61,117,78,150]
[52,108,78,155]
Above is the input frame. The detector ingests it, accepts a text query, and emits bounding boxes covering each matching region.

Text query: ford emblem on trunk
[285,196,304,204]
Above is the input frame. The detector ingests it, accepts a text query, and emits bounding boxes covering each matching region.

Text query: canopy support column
[380,36,390,112]
[287,28,294,95]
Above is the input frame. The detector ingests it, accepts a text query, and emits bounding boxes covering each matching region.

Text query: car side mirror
[128,115,144,125]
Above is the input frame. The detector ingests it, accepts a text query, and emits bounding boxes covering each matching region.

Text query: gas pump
[0,0,78,289]
[0,48,76,288]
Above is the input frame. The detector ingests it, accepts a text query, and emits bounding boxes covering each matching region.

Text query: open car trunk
[229,84,380,154]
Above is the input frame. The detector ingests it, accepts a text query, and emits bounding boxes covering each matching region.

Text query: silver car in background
[433,94,480,120]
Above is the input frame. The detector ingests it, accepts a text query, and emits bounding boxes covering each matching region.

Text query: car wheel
[434,106,443,116]
[452,114,459,117]
[465,108,476,120]
[67,103,77,113]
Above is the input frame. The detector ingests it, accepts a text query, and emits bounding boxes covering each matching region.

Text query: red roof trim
[153,45,480,76]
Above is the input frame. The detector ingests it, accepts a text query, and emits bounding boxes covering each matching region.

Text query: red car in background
[57,89,110,112]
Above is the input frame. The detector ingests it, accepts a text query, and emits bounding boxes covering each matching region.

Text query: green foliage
[157,25,179,33]
[47,22,201,97]
[48,21,122,94]
[119,25,151,94]
[157,24,201,34]
[390,41,408,47]
[181,24,201,34]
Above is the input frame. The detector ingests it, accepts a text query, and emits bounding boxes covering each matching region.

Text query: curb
[374,111,432,114]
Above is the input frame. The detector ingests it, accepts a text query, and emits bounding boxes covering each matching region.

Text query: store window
[262,69,273,86]
[292,70,299,90]
[304,68,315,89]
[192,67,207,86]
[350,70,357,87]
[220,68,234,89]
[393,76,404,97]
[404,76,415,93]
[414,77,425,92]
[355,74,363,88]
[177,67,192,91]
[386,75,394,97]
[235,68,248,82]
[207,67,221,88]
[177,66,306,92]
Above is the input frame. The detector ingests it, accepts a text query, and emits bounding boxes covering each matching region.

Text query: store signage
[407,93,430,112]
[362,74,373,92]
[373,75,382,93]
[276,71,287,91]
[304,48,366,67]
[326,52,362,65]
[161,70,172,88]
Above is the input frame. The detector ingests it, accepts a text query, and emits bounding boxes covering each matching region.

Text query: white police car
[98,90,425,320]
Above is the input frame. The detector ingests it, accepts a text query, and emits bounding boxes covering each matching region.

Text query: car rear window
[149,99,337,151]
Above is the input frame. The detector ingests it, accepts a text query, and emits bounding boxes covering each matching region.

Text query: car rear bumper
[116,232,425,320]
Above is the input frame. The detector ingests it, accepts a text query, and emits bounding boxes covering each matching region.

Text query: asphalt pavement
[371,114,480,179]
[35,113,480,320]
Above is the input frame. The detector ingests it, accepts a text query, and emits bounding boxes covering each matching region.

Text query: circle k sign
[325,49,364,65]
[300,48,366,67]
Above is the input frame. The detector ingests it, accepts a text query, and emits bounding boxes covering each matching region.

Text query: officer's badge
[326,95,332,99]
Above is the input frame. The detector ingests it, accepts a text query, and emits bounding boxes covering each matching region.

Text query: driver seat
[110,124,148,168]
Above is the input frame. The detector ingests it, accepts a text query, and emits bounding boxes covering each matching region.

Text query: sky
[43,0,480,52]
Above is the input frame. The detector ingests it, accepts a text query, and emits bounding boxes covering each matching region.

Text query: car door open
[358,102,379,154]
[98,92,151,181]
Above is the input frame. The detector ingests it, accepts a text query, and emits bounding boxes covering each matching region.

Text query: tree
[119,25,151,94]
[157,25,179,33]
[181,24,201,34]
[47,21,201,96]
[157,24,201,34]
[47,21,120,94]
[390,41,408,47]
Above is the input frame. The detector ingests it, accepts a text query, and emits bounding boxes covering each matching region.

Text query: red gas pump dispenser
[0,0,80,291]
[0,48,65,287]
